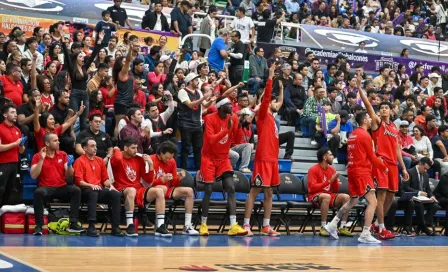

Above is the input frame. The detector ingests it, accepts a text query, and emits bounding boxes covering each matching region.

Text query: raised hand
[40,147,47,160]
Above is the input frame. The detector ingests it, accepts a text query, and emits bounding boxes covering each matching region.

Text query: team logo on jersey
[155,167,166,179]
[125,164,137,182]
[219,127,229,144]
[253,174,263,187]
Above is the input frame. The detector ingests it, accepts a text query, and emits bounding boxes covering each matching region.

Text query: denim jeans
[301,116,317,138]
[69,88,89,132]
[247,78,264,95]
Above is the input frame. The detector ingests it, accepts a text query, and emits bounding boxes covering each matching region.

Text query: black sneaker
[20,158,29,171]
[125,224,138,237]
[86,225,99,237]
[33,225,43,236]
[111,226,124,236]
[68,223,85,233]
[155,224,172,237]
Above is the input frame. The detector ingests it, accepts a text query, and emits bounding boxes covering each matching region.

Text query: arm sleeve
[258,79,273,120]
[61,41,73,76]
[84,42,102,69]
[110,148,124,169]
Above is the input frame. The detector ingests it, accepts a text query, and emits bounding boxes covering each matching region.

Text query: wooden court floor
[0,235,447,271]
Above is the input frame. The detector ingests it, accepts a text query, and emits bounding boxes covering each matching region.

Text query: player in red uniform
[359,81,409,240]
[308,147,352,238]
[243,64,282,236]
[150,141,199,236]
[110,137,171,237]
[325,112,388,243]
[198,96,247,236]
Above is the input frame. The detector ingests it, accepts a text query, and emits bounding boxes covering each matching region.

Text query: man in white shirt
[23,37,43,72]
[230,7,255,44]
[106,36,118,56]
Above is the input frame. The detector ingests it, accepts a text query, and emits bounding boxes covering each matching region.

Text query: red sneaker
[370,224,379,234]
[378,228,395,240]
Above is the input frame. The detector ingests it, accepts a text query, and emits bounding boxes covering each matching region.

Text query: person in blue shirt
[208,29,229,72]
[95,11,117,48]
[327,110,353,164]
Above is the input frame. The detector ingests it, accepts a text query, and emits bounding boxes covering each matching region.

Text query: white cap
[184,73,200,84]
[159,55,170,63]
[429,72,441,78]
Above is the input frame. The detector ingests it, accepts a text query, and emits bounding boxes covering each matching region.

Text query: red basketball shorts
[372,161,399,192]
[348,173,375,198]
[251,161,280,187]
[135,187,150,208]
[199,155,233,183]
[310,193,339,208]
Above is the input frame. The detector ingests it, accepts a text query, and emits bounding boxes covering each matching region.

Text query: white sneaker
[311,140,318,146]
[182,225,199,236]
[358,233,381,244]
[324,224,339,240]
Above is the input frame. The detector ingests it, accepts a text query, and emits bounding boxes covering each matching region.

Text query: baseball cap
[184,73,200,84]
[400,120,409,127]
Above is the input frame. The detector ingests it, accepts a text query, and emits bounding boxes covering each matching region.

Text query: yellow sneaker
[320,227,330,237]
[228,223,248,236]
[338,227,354,237]
[199,223,209,236]
[260,226,280,237]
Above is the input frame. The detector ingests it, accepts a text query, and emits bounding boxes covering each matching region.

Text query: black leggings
[201,172,236,218]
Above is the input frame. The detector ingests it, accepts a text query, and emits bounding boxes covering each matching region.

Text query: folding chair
[337,176,366,232]
[233,171,262,231]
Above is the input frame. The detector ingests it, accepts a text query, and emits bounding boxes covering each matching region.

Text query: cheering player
[325,112,388,243]
[199,97,247,236]
[243,64,281,236]
[359,82,409,240]
[110,138,171,237]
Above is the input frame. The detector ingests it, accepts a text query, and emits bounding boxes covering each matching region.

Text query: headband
[216,98,231,108]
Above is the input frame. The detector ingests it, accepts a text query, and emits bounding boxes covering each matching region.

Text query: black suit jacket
[141,11,170,32]
[402,166,432,198]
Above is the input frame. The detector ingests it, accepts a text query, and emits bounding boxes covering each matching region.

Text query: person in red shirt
[30,133,84,235]
[73,137,123,237]
[243,64,282,237]
[359,79,409,240]
[325,112,388,243]
[0,63,24,106]
[307,148,351,238]
[110,137,171,237]
[133,77,147,112]
[198,96,247,237]
[0,104,26,206]
[150,141,199,235]
[33,99,84,151]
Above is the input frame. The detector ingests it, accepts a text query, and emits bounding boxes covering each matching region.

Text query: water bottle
[242,60,250,83]
[435,172,439,180]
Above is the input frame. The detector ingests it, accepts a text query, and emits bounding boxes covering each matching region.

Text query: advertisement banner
[299,24,448,62]
[0,14,59,37]
[261,43,448,76]
[116,29,180,52]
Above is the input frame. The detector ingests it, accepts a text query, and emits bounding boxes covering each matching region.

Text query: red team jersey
[202,112,239,160]
[150,154,181,199]
[307,164,340,202]
[371,121,399,164]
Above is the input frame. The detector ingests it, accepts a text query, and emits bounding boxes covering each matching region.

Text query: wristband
[19,136,28,147]
[67,155,74,167]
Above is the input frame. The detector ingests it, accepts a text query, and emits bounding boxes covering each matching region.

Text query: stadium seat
[233,171,262,230]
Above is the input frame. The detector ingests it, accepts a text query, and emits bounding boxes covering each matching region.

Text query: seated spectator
[230,108,254,173]
[432,125,448,175]
[50,89,75,155]
[144,95,176,152]
[398,121,418,170]
[433,171,448,236]
[402,158,438,236]
[133,77,147,112]
[327,86,342,114]
[327,110,353,164]
[394,108,415,134]
[301,86,328,146]
[87,63,109,94]
[307,147,352,237]
[1,63,24,106]
[315,101,336,146]
[424,115,438,140]
[30,133,84,235]
[150,141,198,235]
[76,114,113,160]
[414,105,432,127]
[73,137,122,237]
[17,88,40,146]
[119,108,151,154]
[247,47,268,95]
[284,73,307,127]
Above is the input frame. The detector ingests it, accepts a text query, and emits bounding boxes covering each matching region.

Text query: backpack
[48,218,81,236]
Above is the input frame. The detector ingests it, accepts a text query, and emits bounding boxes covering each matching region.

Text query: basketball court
[0,234,447,271]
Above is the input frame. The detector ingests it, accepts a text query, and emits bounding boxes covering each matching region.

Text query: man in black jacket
[141,2,170,32]
[283,73,306,126]
[434,172,448,236]
[402,157,439,235]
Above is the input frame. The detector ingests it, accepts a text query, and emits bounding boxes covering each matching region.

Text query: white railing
[179,33,214,48]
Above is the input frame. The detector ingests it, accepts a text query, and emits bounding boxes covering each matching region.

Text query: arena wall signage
[0,13,59,36]
[299,24,448,62]
[261,43,448,75]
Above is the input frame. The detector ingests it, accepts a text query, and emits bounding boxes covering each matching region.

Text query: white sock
[379,223,385,231]
[361,226,370,236]
[125,211,133,227]
[230,215,236,226]
[244,218,250,226]
[263,218,270,227]
[157,213,165,228]
[330,217,340,228]
[321,221,326,227]
[201,216,207,224]
[184,213,192,227]
[374,219,379,226]
[340,221,347,228]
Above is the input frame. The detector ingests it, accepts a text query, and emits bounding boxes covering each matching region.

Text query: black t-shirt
[17,103,34,131]
[256,20,276,43]
[76,128,112,159]
[230,40,246,66]
[107,6,128,27]
[50,106,71,137]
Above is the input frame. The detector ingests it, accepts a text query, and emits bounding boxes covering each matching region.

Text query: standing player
[359,81,409,240]
[243,64,281,236]
[325,112,388,243]
[199,97,247,236]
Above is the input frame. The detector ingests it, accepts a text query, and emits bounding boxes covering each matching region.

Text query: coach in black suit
[402,157,439,236]
[433,172,448,236]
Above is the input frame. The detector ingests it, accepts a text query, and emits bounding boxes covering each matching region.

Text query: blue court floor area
[0,234,447,247]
